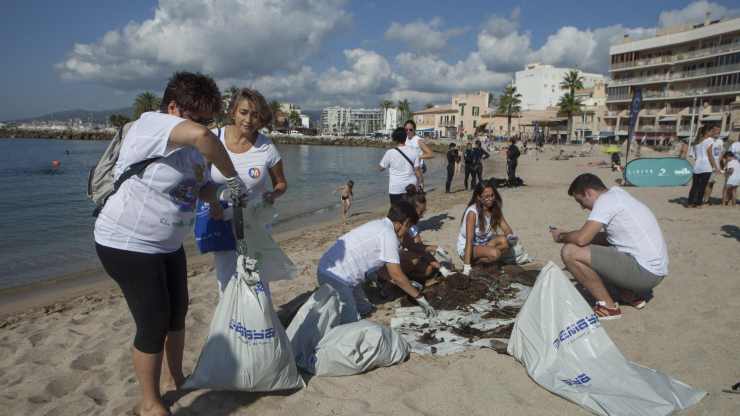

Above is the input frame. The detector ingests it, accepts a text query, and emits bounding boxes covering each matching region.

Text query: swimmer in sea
[335,180,354,223]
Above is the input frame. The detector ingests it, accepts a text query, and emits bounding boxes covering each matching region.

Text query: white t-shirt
[730,141,740,159]
[693,137,715,174]
[588,187,668,277]
[456,205,494,257]
[318,218,400,286]
[712,138,724,164]
[379,146,420,194]
[210,130,281,199]
[726,159,740,187]
[406,135,426,168]
[94,112,210,253]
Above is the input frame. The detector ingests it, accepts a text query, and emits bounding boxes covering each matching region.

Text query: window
[472,106,480,116]
[473,120,477,128]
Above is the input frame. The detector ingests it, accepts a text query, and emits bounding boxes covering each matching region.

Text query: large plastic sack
[242,200,297,282]
[507,262,705,416]
[286,284,342,371]
[183,273,305,392]
[309,320,410,377]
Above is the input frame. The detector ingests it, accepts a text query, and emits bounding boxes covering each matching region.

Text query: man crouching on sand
[550,173,669,320]
[317,201,437,322]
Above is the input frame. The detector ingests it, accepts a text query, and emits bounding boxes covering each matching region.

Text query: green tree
[133,91,161,119]
[397,99,411,124]
[558,92,583,144]
[496,84,522,138]
[560,70,584,142]
[108,114,131,128]
[216,85,240,126]
[380,99,394,111]
[269,100,282,130]
[288,110,301,127]
[425,103,434,109]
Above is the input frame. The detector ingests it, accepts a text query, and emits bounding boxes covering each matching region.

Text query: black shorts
[389,193,405,205]
[96,243,189,354]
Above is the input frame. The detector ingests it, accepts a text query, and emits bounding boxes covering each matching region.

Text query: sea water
[0,138,444,290]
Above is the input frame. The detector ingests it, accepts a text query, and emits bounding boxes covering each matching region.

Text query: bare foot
[133,401,170,416]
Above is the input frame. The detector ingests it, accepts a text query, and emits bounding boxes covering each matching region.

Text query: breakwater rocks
[0,129,450,153]
[0,128,115,141]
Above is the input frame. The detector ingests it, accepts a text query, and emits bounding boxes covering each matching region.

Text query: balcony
[609,62,740,87]
[607,83,740,102]
[610,41,740,72]
[636,125,676,133]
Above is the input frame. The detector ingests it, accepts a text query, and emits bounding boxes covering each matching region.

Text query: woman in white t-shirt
[208,88,288,296]
[94,72,243,416]
[722,151,739,207]
[403,120,434,188]
[380,127,421,205]
[457,180,515,275]
[687,126,720,207]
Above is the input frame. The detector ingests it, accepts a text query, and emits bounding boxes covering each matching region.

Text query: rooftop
[611,16,740,55]
[413,105,456,115]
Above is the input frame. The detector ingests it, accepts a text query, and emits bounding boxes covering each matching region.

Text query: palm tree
[496,85,522,138]
[424,103,434,109]
[269,100,282,130]
[288,110,301,127]
[380,99,394,111]
[397,99,411,124]
[560,70,584,142]
[108,114,131,128]
[558,92,583,145]
[133,92,161,119]
[216,85,240,126]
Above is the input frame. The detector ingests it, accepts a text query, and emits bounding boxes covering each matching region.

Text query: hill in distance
[8,106,133,124]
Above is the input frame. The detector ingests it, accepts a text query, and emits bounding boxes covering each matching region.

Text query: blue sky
[1,0,738,120]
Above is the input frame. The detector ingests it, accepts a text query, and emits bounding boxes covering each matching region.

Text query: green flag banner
[624,157,693,187]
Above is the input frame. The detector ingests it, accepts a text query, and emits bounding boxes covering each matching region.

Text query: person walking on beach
[703,133,726,205]
[506,136,521,187]
[445,143,460,193]
[207,88,288,297]
[722,151,739,207]
[404,120,434,190]
[316,201,436,323]
[687,126,720,208]
[457,180,516,275]
[550,173,668,320]
[469,140,490,190]
[336,180,354,222]
[463,142,474,190]
[380,127,421,204]
[94,72,244,416]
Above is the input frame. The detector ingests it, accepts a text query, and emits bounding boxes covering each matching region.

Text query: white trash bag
[286,284,342,371]
[507,262,705,416]
[243,201,298,283]
[309,320,410,377]
[183,271,304,392]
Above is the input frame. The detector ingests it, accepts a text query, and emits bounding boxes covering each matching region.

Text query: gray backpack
[87,121,161,216]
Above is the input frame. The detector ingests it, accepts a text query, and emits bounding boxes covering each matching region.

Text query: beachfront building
[514,63,605,111]
[605,16,740,144]
[320,106,383,136]
[383,108,399,135]
[412,105,458,138]
[299,114,310,129]
[569,81,609,142]
[453,91,494,138]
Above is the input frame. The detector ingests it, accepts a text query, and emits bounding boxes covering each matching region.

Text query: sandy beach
[1,146,739,415]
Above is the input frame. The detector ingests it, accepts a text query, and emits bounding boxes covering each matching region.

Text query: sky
[1,0,739,121]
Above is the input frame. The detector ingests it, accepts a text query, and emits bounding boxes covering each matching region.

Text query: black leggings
[96,243,188,354]
[688,172,711,206]
[445,164,455,193]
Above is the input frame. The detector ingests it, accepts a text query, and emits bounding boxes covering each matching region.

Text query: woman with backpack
[94,72,244,416]
[379,127,421,204]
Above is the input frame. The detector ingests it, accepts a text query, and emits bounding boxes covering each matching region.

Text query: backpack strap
[93,156,161,217]
[394,147,416,170]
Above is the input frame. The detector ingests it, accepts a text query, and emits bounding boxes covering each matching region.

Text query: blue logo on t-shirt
[248,167,261,179]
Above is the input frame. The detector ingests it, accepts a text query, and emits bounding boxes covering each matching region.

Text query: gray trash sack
[286,284,342,371]
[310,320,411,377]
[507,262,705,416]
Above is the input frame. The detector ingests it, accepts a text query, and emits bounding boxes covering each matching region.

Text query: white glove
[462,264,472,276]
[416,296,438,318]
[433,247,451,263]
[506,234,519,244]
[236,254,261,285]
[224,176,246,203]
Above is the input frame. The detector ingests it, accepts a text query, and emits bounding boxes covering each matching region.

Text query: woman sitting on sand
[207,88,287,297]
[457,180,515,276]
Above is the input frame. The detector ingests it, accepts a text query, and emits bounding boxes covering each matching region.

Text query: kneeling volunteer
[317,201,437,323]
[551,173,668,320]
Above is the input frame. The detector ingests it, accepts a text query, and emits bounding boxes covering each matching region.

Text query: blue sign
[624,158,693,187]
[627,88,642,137]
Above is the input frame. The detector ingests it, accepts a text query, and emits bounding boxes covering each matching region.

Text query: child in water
[336,180,354,223]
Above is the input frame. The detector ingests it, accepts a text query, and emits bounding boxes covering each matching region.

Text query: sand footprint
[83,386,108,406]
[70,350,107,371]
[45,372,82,399]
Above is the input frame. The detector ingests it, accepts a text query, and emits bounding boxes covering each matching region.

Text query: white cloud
[658,1,738,27]
[385,17,465,52]
[318,49,398,96]
[395,52,510,93]
[56,0,350,88]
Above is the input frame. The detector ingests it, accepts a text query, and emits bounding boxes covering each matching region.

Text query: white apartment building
[320,107,384,135]
[514,63,605,110]
[383,108,399,134]
[605,16,740,143]
[299,114,310,129]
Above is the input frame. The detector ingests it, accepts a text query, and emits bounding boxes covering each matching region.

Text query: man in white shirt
[317,201,437,323]
[731,139,740,159]
[550,174,668,320]
[704,132,726,205]
[380,127,421,204]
